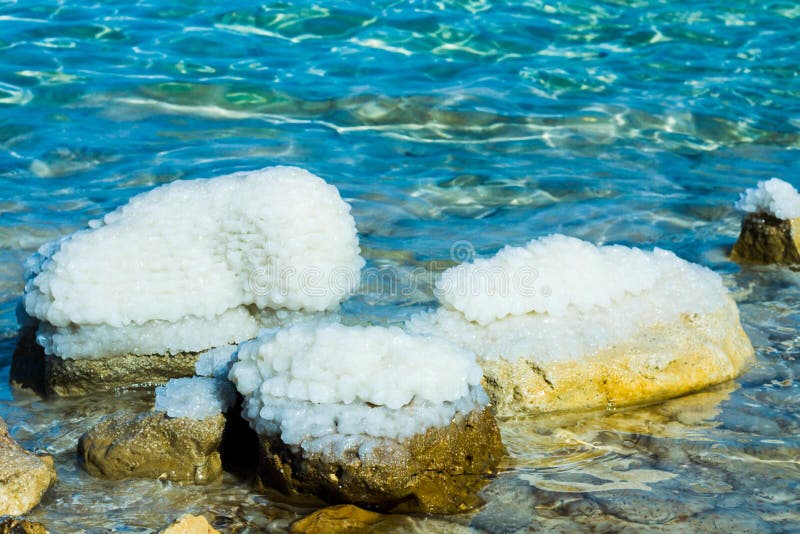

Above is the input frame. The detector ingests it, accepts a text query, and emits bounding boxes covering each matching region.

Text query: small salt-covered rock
[409,234,754,416]
[78,411,225,484]
[230,323,505,514]
[731,178,800,264]
[0,417,57,516]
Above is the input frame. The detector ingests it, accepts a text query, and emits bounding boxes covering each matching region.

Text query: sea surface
[1,0,799,532]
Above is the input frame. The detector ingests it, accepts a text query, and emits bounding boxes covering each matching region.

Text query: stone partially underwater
[78,411,226,485]
[731,179,800,265]
[11,166,364,396]
[0,417,57,516]
[230,323,505,513]
[409,234,754,417]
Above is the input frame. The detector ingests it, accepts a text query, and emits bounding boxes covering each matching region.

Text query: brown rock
[290,505,383,534]
[482,297,754,417]
[259,406,504,514]
[0,417,57,516]
[160,514,219,534]
[0,518,49,534]
[78,411,225,484]
[10,321,200,397]
[731,212,800,264]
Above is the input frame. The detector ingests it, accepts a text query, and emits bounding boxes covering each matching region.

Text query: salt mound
[735,178,800,220]
[155,377,236,419]
[435,234,725,325]
[229,322,486,450]
[24,166,364,328]
[21,166,363,361]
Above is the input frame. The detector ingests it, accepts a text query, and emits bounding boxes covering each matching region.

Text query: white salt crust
[24,166,364,328]
[735,178,800,220]
[36,308,255,360]
[22,166,363,360]
[229,322,487,450]
[195,344,238,379]
[155,376,237,420]
[409,235,730,363]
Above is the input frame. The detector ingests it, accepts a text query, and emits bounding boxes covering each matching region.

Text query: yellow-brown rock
[483,297,754,417]
[160,514,219,534]
[0,518,49,534]
[0,417,57,516]
[731,212,800,264]
[290,505,383,534]
[259,407,504,514]
[78,411,225,484]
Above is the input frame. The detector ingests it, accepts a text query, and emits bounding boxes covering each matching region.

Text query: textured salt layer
[21,166,363,360]
[24,166,363,328]
[36,309,255,360]
[155,376,236,420]
[229,322,486,449]
[410,235,730,363]
[735,178,800,220]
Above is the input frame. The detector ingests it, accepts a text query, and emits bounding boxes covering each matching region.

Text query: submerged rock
[289,505,383,534]
[160,514,219,534]
[409,235,754,417]
[78,411,225,484]
[230,323,505,514]
[0,518,49,534]
[0,417,57,516]
[259,406,504,514]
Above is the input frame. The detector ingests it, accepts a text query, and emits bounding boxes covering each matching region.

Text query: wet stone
[78,411,225,485]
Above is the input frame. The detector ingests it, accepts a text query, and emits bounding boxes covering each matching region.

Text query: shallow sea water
[0,0,799,531]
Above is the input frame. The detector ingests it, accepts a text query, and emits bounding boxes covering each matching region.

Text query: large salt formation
[229,322,505,514]
[409,235,754,417]
[14,166,364,395]
[731,178,800,264]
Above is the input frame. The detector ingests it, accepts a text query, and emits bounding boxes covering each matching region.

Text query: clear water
[1,0,799,531]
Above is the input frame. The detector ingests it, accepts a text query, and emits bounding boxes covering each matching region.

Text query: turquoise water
[1,0,799,531]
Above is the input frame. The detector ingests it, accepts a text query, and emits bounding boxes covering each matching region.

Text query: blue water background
[0,1,799,530]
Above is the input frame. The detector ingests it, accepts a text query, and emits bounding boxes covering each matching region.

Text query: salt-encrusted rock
[160,514,219,534]
[78,411,225,484]
[0,518,49,534]
[0,417,57,516]
[731,178,800,264]
[259,406,503,514]
[14,166,364,395]
[409,234,754,417]
[230,323,505,514]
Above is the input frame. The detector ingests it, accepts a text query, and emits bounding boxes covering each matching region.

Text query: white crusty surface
[735,178,800,220]
[23,166,364,328]
[229,322,487,449]
[410,234,731,363]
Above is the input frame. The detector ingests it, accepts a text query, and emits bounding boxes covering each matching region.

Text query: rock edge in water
[10,323,200,397]
[0,417,57,516]
[482,298,754,417]
[731,212,800,264]
[78,411,225,485]
[258,406,505,514]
